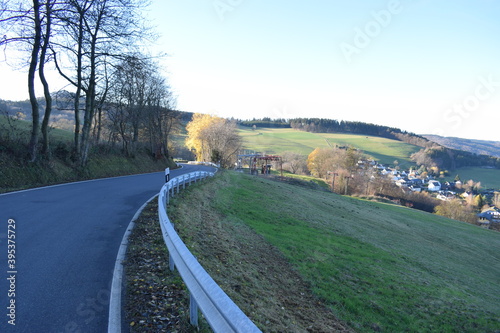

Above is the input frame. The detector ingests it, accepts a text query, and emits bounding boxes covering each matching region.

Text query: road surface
[0,164,214,332]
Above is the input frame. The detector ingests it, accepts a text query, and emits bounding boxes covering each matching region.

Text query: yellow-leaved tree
[185,113,241,168]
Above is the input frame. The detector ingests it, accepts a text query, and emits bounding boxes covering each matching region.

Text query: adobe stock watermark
[435,74,499,135]
[269,105,290,120]
[61,288,111,333]
[340,0,403,64]
[213,0,243,21]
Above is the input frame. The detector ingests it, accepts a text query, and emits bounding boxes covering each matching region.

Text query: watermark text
[6,218,16,326]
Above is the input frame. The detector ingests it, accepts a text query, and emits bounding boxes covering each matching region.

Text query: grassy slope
[444,167,500,190]
[0,115,174,192]
[172,171,500,332]
[239,127,421,168]
[0,114,74,143]
[0,150,172,192]
[322,133,421,168]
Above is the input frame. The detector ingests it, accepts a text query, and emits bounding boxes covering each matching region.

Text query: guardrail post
[165,167,170,183]
[190,293,199,327]
[168,253,175,271]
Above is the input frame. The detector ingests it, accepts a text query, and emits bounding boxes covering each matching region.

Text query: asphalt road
[0,164,214,332]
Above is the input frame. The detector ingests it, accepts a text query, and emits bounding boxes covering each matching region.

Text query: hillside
[166,171,500,332]
[0,114,175,192]
[424,134,500,158]
[239,126,500,190]
[239,127,421,168]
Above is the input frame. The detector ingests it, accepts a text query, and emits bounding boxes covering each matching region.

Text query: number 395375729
[7,219,16,270]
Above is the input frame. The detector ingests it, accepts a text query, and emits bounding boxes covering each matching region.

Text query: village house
[436,191,456,201]
[477,206,500,228]
[427,180,442,192]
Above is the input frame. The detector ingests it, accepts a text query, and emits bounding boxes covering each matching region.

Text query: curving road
[0,164,214,332]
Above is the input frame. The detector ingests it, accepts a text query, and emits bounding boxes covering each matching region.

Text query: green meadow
[239,126,421,168]
[0,114,74,144]
[445,167,500,190]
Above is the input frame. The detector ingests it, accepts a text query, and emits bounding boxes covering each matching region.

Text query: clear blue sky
[1,0,500,141]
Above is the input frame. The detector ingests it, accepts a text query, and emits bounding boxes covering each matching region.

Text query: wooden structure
[237,154,283,177]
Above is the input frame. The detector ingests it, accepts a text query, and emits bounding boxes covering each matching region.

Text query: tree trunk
[95,62,109,144]
[80,79,95,166]
[40,0,53,159]
[73,9,85,160]
[96,107,102,142]
[27,0,42,162]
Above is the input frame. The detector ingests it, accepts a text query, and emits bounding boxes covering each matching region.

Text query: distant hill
[424,135,500,158]
[0,97,194,132]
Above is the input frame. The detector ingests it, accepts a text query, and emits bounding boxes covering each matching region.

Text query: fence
[158,171,261,333]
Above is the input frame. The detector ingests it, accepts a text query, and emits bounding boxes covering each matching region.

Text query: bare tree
[282,151,307,174]
[493,192,500,207]
[52,0,150,166]
[1,1,42,161]
[143,75,179,159]
[39,0,56,157]
[106,55,176,158]
[107,55,145,156]
[0,1,60,161]
[434,199,476,224]
[202,119,241,167]
[27,0,42,162]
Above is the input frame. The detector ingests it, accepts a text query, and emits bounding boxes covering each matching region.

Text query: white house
[427,180,441,192]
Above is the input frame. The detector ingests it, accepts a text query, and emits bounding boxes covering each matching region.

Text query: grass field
[0,114,74,144]
[239,127,327,155]
[239,127,421,168]
[171,171,500,332]
[445,167,500,190]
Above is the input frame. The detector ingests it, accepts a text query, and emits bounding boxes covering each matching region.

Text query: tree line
[1,0,176,167]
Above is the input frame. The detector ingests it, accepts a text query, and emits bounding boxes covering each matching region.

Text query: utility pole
[332,172,338,192]
[345,175,354,195]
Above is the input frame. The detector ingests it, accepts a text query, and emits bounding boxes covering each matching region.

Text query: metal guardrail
[187,161,219,168]
[158,171,261,333]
